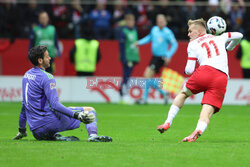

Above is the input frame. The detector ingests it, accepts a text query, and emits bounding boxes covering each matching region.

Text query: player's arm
[54,32,61,57]
[43,78,75,117]
[28,29,35,50]
[119,30,127,65]
[13,103,27,140]
[223,32,243,51]
[137,29,152,45]
[43,78,94,123]
[184,44,197,75]
[166,30,178,58]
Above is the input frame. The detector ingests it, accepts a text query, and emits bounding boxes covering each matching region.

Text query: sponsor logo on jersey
[50,82,56,90]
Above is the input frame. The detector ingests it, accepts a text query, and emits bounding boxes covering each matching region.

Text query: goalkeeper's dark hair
[28,45,47,66]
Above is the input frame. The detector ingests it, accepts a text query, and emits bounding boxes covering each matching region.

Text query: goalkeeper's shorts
[32,107,84,140]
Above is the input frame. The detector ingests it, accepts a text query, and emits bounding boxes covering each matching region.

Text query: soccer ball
[207,16,227,35]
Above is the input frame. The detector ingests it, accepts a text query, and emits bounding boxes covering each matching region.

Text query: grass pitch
[0,102,249,167]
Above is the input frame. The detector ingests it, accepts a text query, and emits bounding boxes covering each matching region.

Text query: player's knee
[144,67,153,78]
[183,85,193,97]
[83,107,95,112]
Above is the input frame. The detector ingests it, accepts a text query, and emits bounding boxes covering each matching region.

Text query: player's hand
[74,111,95,124]
[13,131,27,140]
[164,58,171,67]
[134,41,139,47]
[127,61,133,67]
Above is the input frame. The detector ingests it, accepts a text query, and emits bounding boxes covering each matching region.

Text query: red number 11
[201,40,219,58]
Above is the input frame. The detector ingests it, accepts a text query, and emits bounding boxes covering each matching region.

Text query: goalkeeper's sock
[85,110,97,137]
[195,121,207,133]
[164,105,180,125]
[89,134,98,138]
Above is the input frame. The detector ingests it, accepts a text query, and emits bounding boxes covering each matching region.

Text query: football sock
[89,134,98,138]
[152,81,165,96]
[143,79,151,101]
[195,121,207,133]
[165,105,180,125]
[85,110,97,137]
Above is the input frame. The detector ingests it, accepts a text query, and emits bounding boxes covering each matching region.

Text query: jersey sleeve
[166,29,178,58]
[43,77,75,118]
[222,32,243,51]
[185,42,197,75]
[19,102,27,129]
[119,30,127,64]
[138,29,152,45]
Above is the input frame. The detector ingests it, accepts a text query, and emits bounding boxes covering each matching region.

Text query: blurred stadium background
[0,0,249,104]
[0,0,249,166]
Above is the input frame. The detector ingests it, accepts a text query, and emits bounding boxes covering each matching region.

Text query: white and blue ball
[207,16,227,35]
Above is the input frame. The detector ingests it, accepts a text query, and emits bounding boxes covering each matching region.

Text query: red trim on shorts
[188,57,197,60]
[228,32,231,38]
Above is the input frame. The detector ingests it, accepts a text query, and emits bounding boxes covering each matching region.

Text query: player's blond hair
[187,18,206,30]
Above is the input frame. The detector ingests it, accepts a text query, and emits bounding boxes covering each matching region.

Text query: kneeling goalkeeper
[13,45,112,142]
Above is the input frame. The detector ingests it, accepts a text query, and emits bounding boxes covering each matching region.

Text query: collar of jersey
[34,67,45,71]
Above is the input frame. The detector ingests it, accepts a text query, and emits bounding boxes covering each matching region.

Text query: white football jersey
[185,32,243,77]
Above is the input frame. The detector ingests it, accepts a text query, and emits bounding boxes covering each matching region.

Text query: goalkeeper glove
[73,111,95,124]
[13,128,27,140]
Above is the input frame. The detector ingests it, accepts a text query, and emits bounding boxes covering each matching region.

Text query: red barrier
[0,39,242,78]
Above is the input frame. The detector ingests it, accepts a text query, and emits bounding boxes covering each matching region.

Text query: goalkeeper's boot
[157,123,170,134]
[88,134,112,142]
[13,132,27,140]
[54,133,80,141]
[182,130,202,142]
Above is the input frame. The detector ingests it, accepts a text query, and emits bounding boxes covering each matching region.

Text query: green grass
[0,102,249,167]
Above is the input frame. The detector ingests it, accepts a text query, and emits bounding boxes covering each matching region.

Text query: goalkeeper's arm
[13,103,27,140]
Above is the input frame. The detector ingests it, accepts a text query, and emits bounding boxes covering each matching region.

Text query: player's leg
[137,57,158,104]
[82,107,112,142]
[149,57,170,104]
[32,107,82,141]
[157,89,190,133]
[151,78,166,98]
[32,118,81,141]
[82,107,97,136]
[144,66,155,78]
[120,63,127,98]
[152,57,170,104]
[143,66,155,101]
[157,71,197,133]
[120,63,134,103]
[182,104,214,142]
[135,66,154,104]
[182,66,227,142]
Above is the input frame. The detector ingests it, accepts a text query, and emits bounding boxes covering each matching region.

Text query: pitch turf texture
[0,102,249,167]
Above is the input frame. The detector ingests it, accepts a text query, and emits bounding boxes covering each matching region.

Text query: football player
[157,18,243,142]
[13,45,112,142]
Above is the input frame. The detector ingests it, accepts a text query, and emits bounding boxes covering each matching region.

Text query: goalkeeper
[13,45,112,142]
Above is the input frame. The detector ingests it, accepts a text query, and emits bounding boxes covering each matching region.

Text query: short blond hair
[187,18,206,29]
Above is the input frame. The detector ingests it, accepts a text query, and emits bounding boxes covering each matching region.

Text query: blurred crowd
[0,0,250,41]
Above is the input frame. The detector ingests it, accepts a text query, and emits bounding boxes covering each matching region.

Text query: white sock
[195,121,208,133]
[89,134,97,138]
[164,105,180,125]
